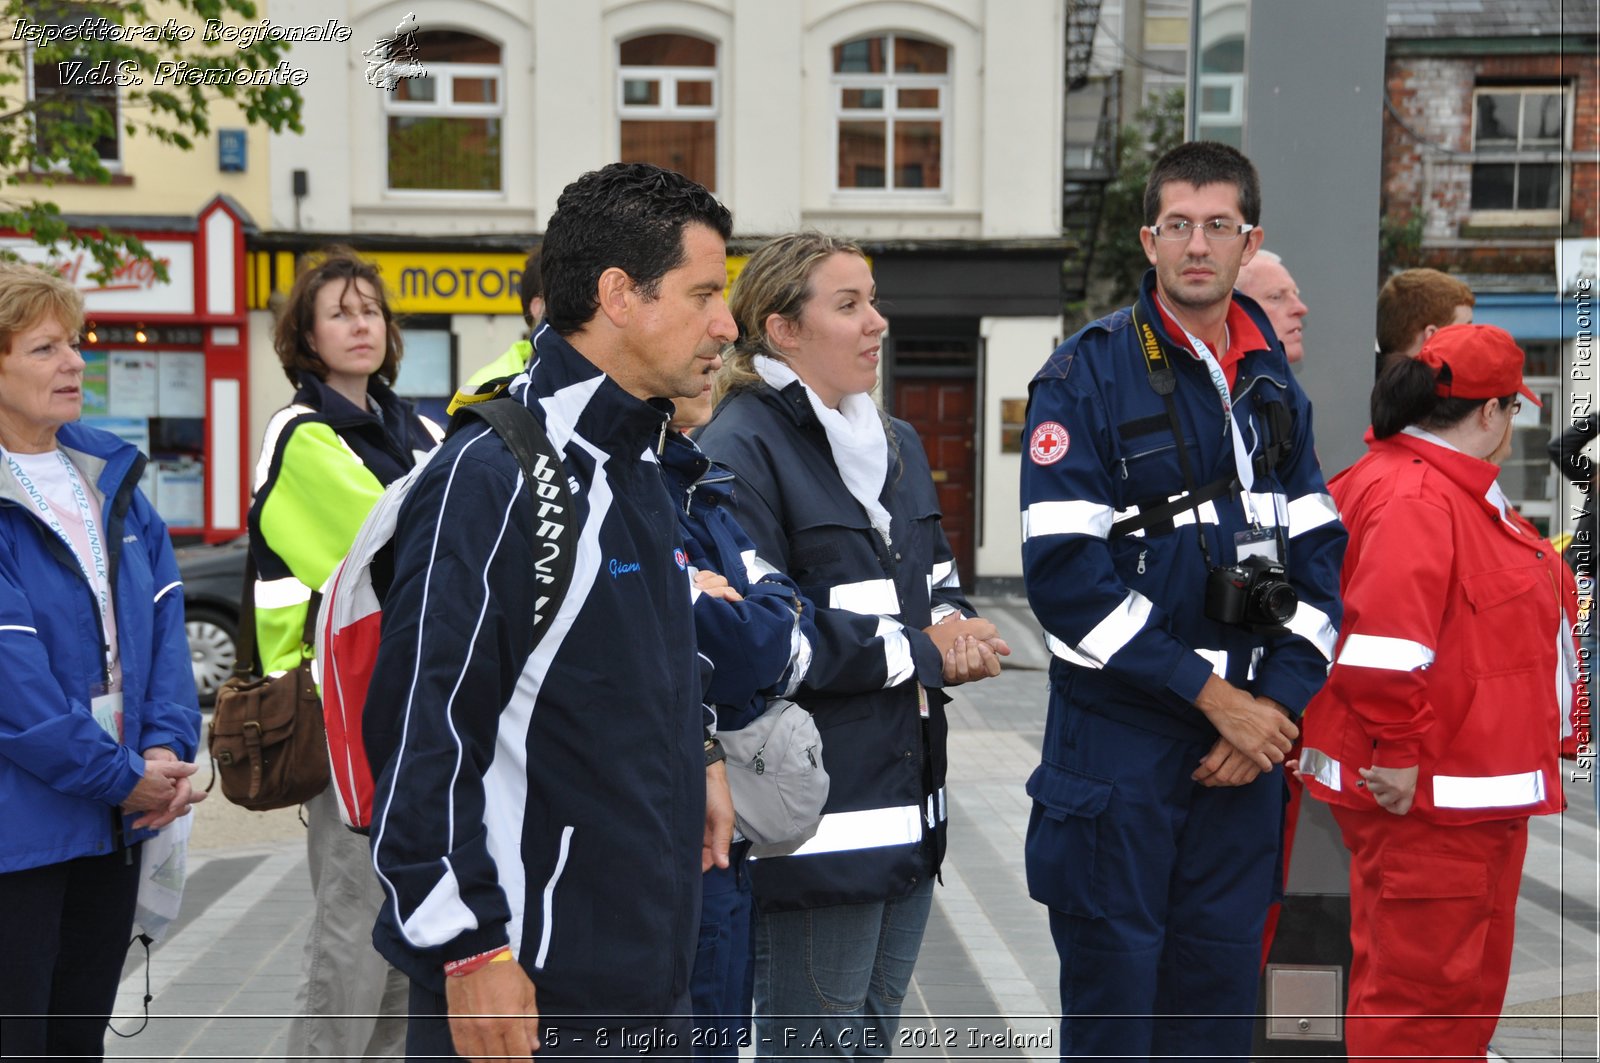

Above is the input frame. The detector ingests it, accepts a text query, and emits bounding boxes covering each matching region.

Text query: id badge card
[1234,526,1281,564]
[91,688,124,744]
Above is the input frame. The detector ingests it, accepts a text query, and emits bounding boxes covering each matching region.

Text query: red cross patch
[1029,421,1070,465]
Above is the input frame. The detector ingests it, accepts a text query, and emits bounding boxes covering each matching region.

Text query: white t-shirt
[6,448,121,688]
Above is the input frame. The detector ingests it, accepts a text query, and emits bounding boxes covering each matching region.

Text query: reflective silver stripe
[1287,492,1340,537]
[875,617,915,687]
[1433,770,1546,810]
[0,624,38,634]
[1196,648,1228,678]
[1286,601,1338,662]
[1337,633,1435,671]
[753,804,923,858]
[930,559,958,588]
[740,548,780,582]
[1249,646,1264,680]
[830,577,900,615]
[1045,631,1095,667]
[252,403,316,489]
[152,579,182,605]
[937,786,946,822]
[1073,590,1154,668]
[1112,503,1147,538]
[255,576,312,610]
[1172,500,1220,528]
[1023,500,1116,540]
[929,602,960,624]
[782,620,814,698]
[1298,747,1342,792]
[533,825,573,969]
[687,566,704,604]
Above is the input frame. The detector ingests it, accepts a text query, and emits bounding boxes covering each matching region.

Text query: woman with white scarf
[697,232,1008,1058]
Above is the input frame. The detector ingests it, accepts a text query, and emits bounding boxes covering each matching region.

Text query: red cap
[1418,323,1540,407]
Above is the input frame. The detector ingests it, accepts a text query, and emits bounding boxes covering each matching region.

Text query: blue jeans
[752,877,934,1060]
[691,858,754,1059]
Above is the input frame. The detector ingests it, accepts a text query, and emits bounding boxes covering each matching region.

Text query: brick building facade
[1379,0,1598,531]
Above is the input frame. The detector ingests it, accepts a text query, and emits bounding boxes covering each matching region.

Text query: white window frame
[831,34,950,200]
[617,65,718,120]
[384,54,505,196]
[1195,72,1245,141]
[615,35,720,191]
[1468,84,1571,227]
[25,41,121,170]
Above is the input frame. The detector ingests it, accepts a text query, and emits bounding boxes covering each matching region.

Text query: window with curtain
[385,31,503,192]
[832,34,948,192]
[618,33,718,191]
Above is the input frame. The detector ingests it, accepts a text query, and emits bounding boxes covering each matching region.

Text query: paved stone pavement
[102,597,1599,1060]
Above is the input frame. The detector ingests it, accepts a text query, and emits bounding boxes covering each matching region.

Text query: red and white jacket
[1301,428,1581,826]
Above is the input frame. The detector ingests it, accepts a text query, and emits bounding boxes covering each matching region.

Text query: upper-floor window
[833,34,948,192]
[618,34,718,192]
[386,31,503,192]
[1470,85,1569,222]
[28,5,118,167]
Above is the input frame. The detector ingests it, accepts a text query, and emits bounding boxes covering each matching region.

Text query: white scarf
[754,355,893,545]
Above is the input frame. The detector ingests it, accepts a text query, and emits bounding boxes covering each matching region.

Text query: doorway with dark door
[889,333,979,583]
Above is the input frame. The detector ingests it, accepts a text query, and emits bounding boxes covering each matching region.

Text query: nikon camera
[1204,554,1297,630]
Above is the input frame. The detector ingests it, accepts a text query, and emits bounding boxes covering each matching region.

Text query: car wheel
[186,606,238,708]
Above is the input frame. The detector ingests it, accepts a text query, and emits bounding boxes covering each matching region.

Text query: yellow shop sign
[368,253,529,314]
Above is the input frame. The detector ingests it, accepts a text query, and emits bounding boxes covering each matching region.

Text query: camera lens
[1251,580,1298,625]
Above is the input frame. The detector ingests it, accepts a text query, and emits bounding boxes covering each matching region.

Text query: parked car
[173,536,248,706]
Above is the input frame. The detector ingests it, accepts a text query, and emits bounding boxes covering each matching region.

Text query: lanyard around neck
[6,450,114,676]
[1151,297,1259,503]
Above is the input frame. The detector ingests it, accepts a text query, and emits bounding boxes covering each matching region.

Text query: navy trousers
[1025,699,1282,1063]
[0,846,143,1063]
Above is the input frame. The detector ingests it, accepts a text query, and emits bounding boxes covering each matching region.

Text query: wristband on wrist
[705,737,726,767]
[443,945,513,978]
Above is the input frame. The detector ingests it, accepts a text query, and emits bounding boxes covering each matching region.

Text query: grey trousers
[286,786,409,1061]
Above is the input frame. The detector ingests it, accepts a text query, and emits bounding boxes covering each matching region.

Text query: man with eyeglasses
[1019,141,1347,1062]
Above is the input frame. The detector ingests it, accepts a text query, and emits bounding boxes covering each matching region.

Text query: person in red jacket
[1298,323,1579,1062]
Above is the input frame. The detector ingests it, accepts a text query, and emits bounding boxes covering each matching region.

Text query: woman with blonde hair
[697,232,1008,1056]
[0,260,201,1060]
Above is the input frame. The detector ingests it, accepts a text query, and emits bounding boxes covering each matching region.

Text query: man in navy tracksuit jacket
[1019,143,1346,1062]
[366,163,738,1060]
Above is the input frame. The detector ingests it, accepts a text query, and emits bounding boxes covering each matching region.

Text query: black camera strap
[1121,303,1222,569]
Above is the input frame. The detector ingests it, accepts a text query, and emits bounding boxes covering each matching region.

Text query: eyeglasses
[1147,219,1258,243]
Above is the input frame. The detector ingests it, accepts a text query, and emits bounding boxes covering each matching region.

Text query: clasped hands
[924,612,1011,684]
[121,747,206,830]
[1192,675,1298,788]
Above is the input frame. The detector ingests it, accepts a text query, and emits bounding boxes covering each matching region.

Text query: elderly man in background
[1235,249,1308,364]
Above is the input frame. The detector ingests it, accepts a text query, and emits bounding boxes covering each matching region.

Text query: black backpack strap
[451,397,578,646]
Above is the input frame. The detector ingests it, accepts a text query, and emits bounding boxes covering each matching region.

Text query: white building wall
[977,314,1062,579]
[980,0,1064,237]
[453,314,532,388]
